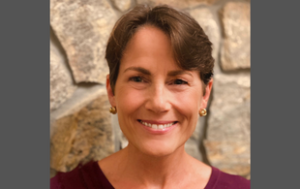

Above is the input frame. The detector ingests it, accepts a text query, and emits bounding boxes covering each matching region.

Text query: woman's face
[107,26,212,157]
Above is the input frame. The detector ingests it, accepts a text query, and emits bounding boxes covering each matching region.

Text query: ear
[106,74,116,107]
[200,78,213,109]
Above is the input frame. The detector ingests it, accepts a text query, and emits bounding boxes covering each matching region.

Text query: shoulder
[205,167,250,189]
[217,170,250,189]
[50,161,102,189]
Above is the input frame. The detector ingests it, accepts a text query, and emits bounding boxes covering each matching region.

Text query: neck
[117,143,194,188]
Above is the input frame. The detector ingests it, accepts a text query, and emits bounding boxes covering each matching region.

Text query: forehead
[126,25,171,50]
[121,25,178,70]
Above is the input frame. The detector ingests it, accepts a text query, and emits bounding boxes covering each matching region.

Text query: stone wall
[50,0,251,179]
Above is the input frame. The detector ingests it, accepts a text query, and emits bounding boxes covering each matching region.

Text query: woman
[51,4,250,189]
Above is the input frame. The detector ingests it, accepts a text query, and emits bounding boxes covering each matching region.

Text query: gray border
[251,0,300,188]
[0,0,50,188]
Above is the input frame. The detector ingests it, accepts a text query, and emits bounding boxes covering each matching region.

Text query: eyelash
[129,76,145,83]
[129,77,188,85]
[172,79,188,85]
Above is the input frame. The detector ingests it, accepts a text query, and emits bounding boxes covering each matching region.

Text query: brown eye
[174,79,188,85]
[129,76,143,82]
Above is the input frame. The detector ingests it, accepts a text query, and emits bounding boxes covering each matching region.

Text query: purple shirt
[51,161,250,189]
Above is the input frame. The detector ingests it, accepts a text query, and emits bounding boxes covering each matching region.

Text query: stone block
[50,0,118,84]
[188,7,220,66]
[220,2,251,71]
[50,29,77,111]
[204,72,251,177]
[50,92,114,172]
[137,0,218,9]
[204,140,250,177]
[113,0,132,12]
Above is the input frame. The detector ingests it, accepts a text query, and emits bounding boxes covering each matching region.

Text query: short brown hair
[105,4,214,95]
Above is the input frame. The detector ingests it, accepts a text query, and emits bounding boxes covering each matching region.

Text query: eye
[173,79,188,85]
[129,76,144,83]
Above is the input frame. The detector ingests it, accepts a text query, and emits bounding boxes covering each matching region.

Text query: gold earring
[109,106,117,114]
[199,108,207,117]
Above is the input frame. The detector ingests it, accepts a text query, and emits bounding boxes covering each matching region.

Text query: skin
[99,25,213,189]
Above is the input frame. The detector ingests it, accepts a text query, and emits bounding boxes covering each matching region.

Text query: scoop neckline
[95,161,219,189]
[94,161,115,189]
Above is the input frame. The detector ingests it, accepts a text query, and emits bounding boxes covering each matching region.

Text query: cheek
[172,89,202,132]
[115,85,145,114]
[173,88,202,114]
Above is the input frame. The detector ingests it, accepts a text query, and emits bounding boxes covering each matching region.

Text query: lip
[137,120,178,135]
[139,120,176,124]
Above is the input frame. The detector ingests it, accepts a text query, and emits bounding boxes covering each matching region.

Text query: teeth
[140,121,175,129]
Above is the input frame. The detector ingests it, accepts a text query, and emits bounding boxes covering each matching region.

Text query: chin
[143,149,173,158]
[138,140,182,158]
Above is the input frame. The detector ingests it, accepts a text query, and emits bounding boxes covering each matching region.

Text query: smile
[138,120,177,130]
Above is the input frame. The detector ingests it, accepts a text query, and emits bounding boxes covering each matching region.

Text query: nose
[145,82,171,114]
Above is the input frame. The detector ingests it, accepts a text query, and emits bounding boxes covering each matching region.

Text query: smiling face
[107,26,212,157]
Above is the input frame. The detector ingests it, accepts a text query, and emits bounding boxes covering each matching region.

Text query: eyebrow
[167,70,193,77]
[124,67,192,77]
[124,67,151,75]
